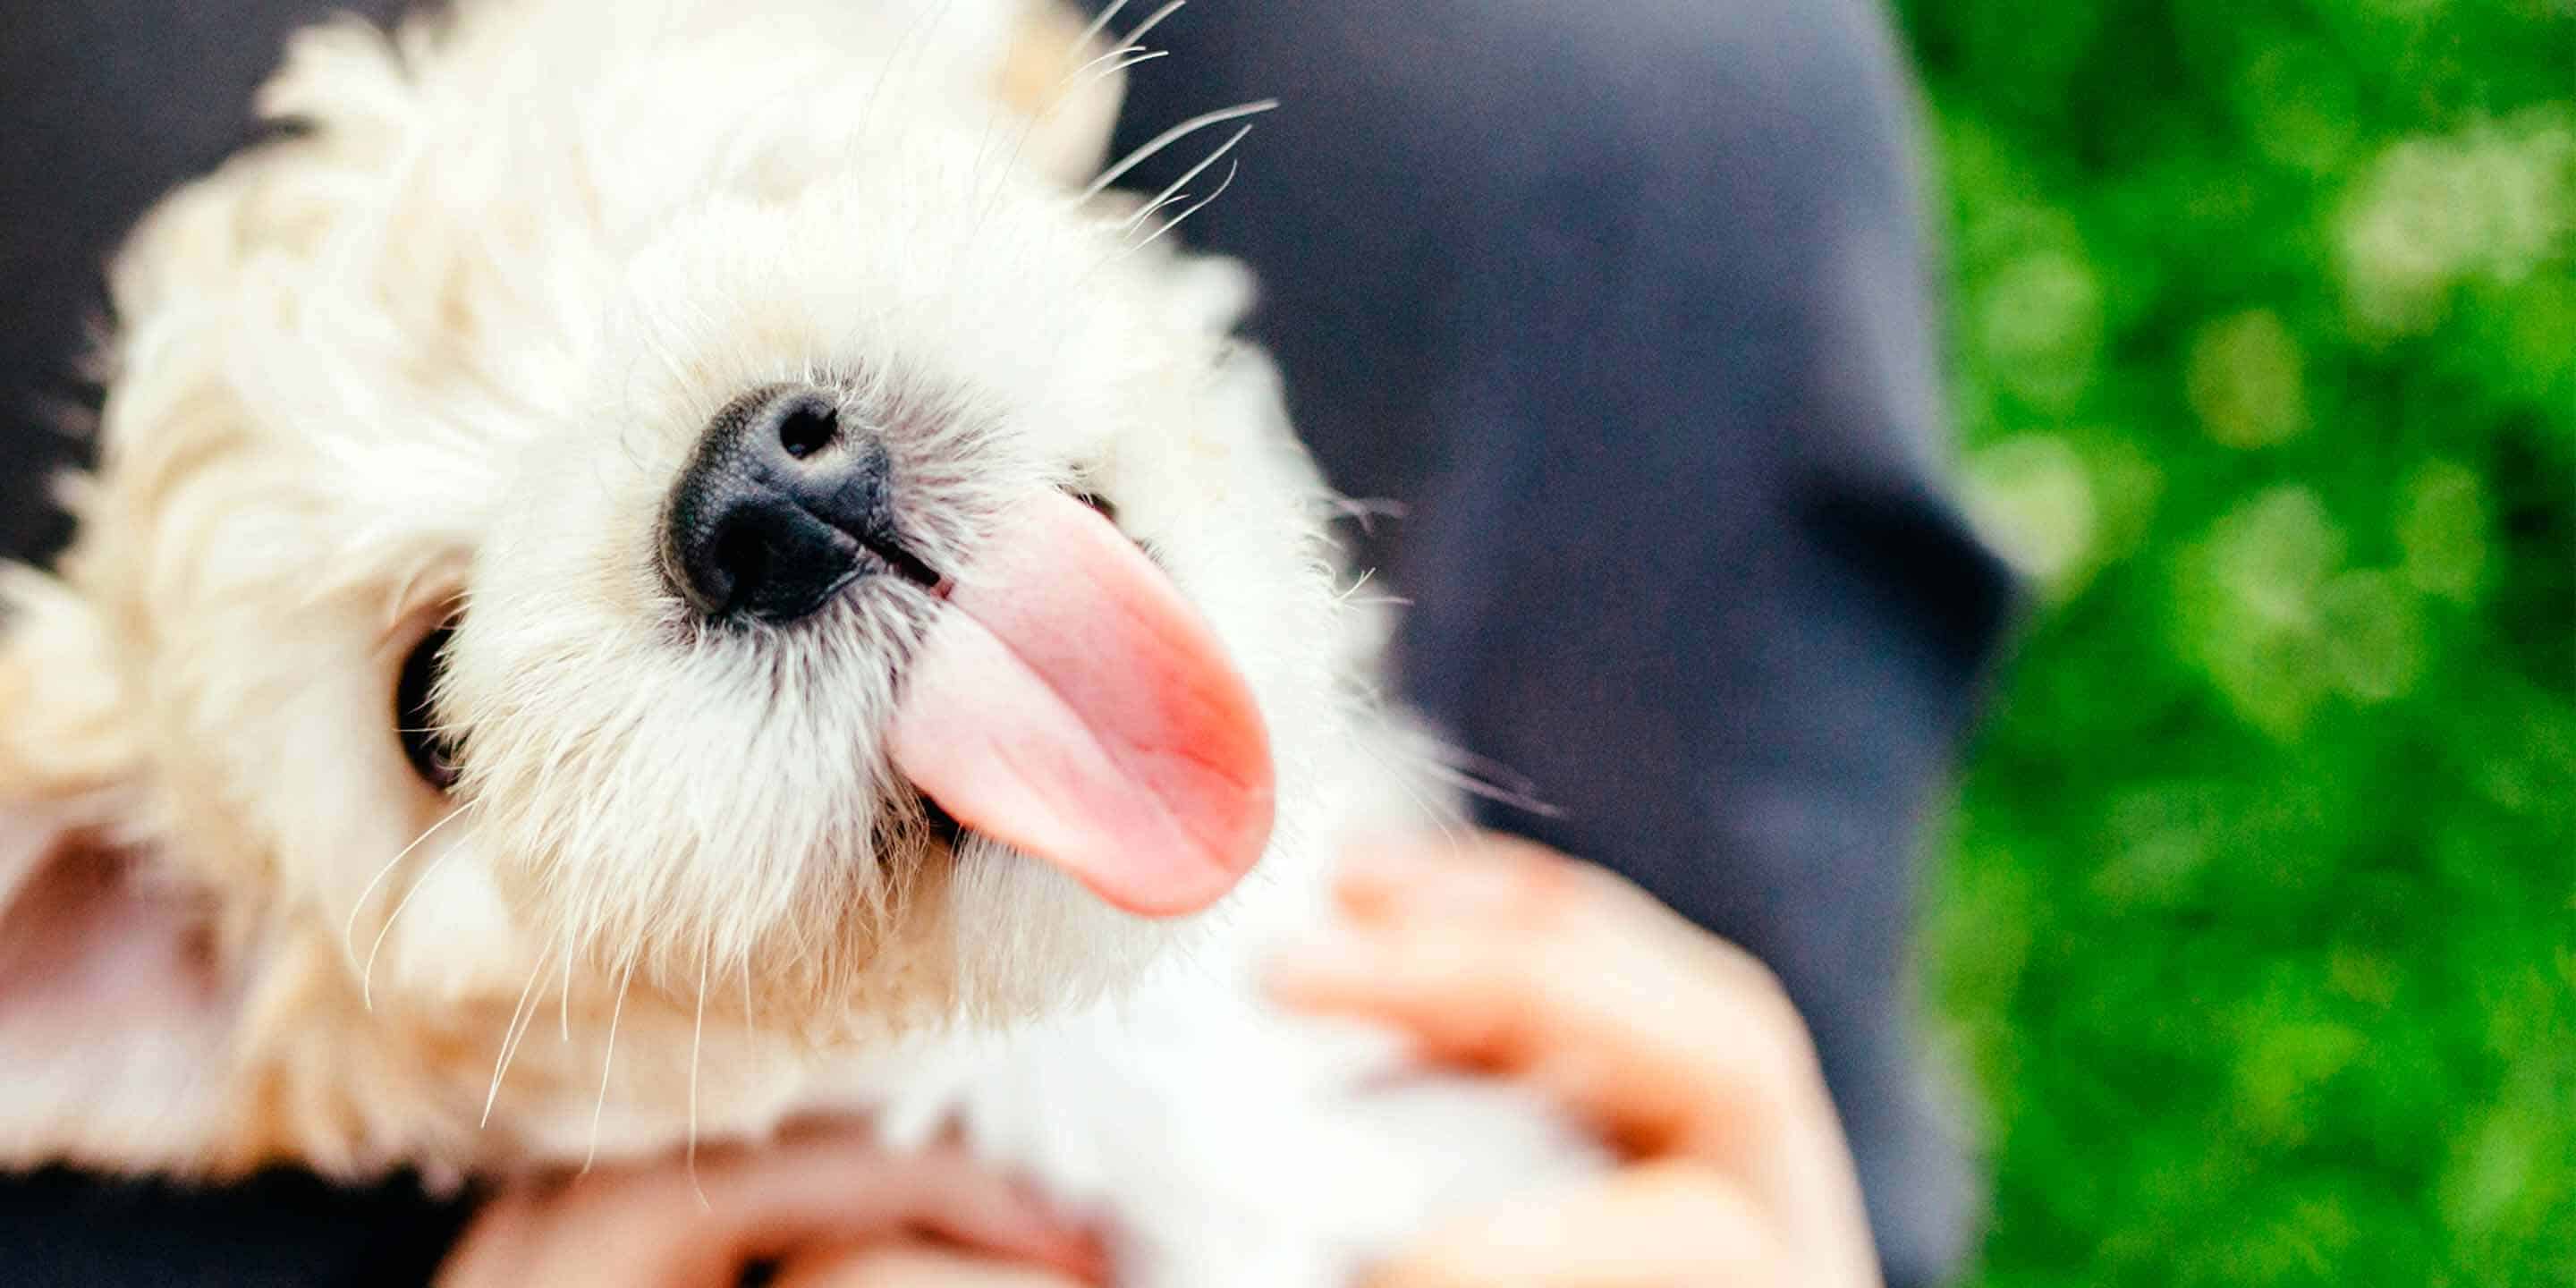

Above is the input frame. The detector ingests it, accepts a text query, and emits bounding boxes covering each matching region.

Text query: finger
[1321,835,1784,1014]
[1272,853,1825,1160]
[431,1193,552,1288]
[677,1138,1103,1281]
[1280,841,1881,1284]
[774,1242,1095,1288]
[1330,835,1578,928]
[441,1139,1102,1288]
[1335,835,1775,995]
[1365,1162,1788,1288]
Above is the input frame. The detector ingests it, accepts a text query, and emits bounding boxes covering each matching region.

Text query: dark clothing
[0,1,2012,1284]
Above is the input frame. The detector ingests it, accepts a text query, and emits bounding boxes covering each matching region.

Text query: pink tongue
[891,494,1275,918]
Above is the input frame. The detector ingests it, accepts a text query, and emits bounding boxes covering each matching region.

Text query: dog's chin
[505,799,1187,1049]
[772,862,1182,1049]
[934,821,1192,1021]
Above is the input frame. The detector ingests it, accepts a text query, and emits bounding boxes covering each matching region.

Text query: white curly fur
[0,1,1594,1280]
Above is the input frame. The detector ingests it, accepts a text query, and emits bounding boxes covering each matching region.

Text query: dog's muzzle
[659,383,940,622]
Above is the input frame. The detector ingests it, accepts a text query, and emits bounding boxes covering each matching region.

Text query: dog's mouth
[863,531,948,597]
[408,476,1269,921]
[648,385,1276,916]
[889,491,1275,919]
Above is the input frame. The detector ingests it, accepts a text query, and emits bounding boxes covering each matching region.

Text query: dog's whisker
[1120,187,1194,237]
[981,39,1162,217]
[1426,745,1563,819]
[343,800,478,978]
[1131,157,1238,255]
[1038,0,1184,144]
[1080,98,1276,201]
[358,842,463,1013]
[1355,735,1469,861]
[1053,44,1148,110]
[581,955,637,1175]
[482,941,556,1129]
[1071,0,1132,52]
[686,944,710,1212]
[355,801,486,1011]
[1097,47,1169,82]
[1119,0,1187,48]
[970,0,1169,192]
[1123,112,1251,235]
[558,944,576,1045]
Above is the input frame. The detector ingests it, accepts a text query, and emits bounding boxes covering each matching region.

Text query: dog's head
[0,0,1353,1170]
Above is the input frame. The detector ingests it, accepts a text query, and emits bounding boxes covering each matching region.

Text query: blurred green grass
[1891,0,2576,1284]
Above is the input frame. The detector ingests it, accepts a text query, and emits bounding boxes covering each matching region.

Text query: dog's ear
[0,565,238,1174]
[990,0,1129,187]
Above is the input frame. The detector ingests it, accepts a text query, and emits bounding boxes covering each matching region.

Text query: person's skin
[431,1130,1106,1288]
[1275,837,1882,1288]
[439,835,1883,1287]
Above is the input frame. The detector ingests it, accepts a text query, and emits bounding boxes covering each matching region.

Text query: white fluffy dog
[0,0,1589,1280]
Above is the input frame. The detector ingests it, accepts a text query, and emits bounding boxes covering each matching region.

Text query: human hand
[1269,835,1884,1288]
[435,1124,1099,1288]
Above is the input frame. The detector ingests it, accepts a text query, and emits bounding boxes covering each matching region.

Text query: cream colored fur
[0,1,1592,1281]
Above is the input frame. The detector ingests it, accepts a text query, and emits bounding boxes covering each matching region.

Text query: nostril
[663,382,925,623]
[709,523,769,605]
[777,399,838,460]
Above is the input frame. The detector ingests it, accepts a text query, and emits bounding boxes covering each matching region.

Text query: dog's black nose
[660,384,930,622]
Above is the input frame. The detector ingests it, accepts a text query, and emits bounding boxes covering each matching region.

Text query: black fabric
[0,0,384,565]
[0,0,2012,1284]
[0,1166,473,1288]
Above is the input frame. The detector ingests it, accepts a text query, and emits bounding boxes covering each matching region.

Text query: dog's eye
[395,623,462,792]
[1067,488,1160,564]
